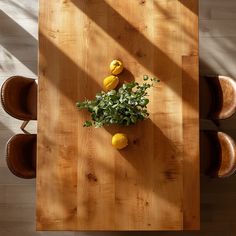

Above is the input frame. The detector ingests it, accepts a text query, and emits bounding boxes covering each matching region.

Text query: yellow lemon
[103,75,119,91]
[110,59,124,75]
[112,133,128,150]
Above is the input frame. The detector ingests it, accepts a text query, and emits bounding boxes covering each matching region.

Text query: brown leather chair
[1,76,37,121]
[201,75,236,120]
[201,131,236,178]
[6,134,37,179]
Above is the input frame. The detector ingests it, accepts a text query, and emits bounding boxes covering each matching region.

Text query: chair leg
[21,121,30,134]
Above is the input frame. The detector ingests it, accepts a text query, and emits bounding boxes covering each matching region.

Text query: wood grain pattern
[2,0,236,235]
[182,55,199,229]
[37,0,199,230]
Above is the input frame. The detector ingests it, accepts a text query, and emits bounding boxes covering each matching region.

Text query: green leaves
[83,121,93,127]
[76,75,159,127]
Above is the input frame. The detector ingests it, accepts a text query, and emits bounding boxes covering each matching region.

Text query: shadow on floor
[0,10,38,75]
[0,121,14,166]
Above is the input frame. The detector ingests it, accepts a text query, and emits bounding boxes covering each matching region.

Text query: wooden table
[37,0,199,231]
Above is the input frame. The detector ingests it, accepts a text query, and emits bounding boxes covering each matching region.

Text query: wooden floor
[0,0,236,235]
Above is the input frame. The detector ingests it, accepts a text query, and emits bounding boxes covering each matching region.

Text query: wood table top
[37,0,199,231]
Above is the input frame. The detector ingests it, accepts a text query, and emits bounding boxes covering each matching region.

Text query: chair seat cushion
[6,134,37,179]
[1,76,37,120]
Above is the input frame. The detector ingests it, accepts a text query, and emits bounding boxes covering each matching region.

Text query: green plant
[76,75,159,127]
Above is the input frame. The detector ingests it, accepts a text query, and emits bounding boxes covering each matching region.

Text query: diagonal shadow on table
[38,0,199,228]
[177,0,199,13]
[63,118,198,231]
[70,0,198,109]
[37,120,191,230]
[39,31,191,184]
[153,0,197,41]
[38,1,199,224]
[38,0,199,108]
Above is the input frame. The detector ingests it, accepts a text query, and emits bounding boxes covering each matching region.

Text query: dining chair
[6,134,37,179]
[201,75,236,120]
[1,76,37,132]
[201,131,236,178]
